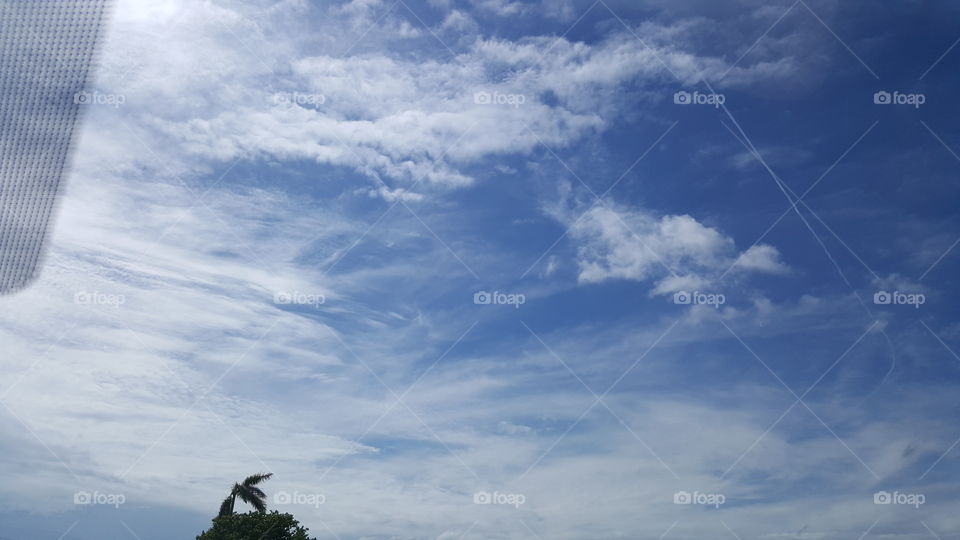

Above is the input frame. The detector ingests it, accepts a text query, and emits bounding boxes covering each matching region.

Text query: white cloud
[90,0,810,201]
[735,244,791,274]
[870,272,930,295]
[475,0,526,17]
[569,204,788,293]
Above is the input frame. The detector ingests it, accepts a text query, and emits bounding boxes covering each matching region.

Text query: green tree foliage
[196,511,316,540]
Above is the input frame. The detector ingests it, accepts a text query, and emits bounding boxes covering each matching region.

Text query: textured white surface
[0,1,112,293]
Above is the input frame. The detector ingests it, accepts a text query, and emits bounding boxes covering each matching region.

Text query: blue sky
[1,0,960,539]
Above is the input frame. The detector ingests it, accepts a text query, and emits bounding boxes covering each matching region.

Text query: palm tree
[218,473,274,517]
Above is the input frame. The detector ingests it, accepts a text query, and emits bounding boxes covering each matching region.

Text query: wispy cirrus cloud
[92,0,813,198]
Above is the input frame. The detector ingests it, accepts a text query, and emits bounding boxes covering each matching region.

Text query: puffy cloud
[570,205,788,292]
[735,244,791,274]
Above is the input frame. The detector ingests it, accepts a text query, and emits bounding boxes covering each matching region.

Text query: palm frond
[242,472,273,486]
[215,473,273,518]
[237,485,267,513]
[246,486,267,500]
